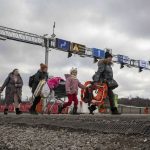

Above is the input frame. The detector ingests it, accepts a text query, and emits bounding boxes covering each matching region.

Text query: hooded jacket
[93,59,113,82]
[1,72,23,104]
[65,74,85,95]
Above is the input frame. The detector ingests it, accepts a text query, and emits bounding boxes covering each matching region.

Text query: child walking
[59,68,85,114]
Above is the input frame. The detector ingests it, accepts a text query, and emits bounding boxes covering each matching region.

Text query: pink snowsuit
[63,74,85,108]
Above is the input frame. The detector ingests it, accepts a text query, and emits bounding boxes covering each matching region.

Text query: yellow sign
[71,43,86,55]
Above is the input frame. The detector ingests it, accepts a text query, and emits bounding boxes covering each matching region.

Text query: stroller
[35,77,67,114]
[81,81,108,114]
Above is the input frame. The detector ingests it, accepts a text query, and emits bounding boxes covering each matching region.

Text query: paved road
[0,113,150,150]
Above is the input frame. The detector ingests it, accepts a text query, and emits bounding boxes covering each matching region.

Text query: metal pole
[45,38,49,66]
[45,47,49,65]
[0,93,1,101]
[0,36,7,41]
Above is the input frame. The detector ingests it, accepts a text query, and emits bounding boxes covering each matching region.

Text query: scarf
[71,75,77,79]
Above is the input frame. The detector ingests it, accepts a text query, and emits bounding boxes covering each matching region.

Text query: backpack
[29,74,35,88]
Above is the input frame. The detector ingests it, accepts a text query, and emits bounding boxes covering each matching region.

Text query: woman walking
[0,69,23,115]
[29,63,48,114]
[92,52,120,115]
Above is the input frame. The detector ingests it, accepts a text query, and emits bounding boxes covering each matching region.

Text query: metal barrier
[118,104,150,114]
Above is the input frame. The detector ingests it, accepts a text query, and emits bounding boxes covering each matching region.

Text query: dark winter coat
[93,59,113,82]
[32,70,48,94]
[1,73,23,105]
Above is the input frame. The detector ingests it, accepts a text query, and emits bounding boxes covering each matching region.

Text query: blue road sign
[117,55,130,64]
[139,60,149,68]
[92,48,105,58]
[56,38,71,51]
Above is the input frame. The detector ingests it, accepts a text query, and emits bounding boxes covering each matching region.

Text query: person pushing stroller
[59,68,86,115]
[29,63,48,114]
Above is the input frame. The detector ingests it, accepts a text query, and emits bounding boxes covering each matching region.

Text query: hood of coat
[98,59,113,65]
[64,74,71,79]
[9,72,21,78]
[37,70,48,75]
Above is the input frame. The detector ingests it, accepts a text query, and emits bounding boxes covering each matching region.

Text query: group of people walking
[0,63,48,115]
[0,51,120,115]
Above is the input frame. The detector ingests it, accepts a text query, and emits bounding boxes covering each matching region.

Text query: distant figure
[58,68,86,115]
[0,69,23,115]
[144,107,149,114]
[29,63,48,114]
[92,52,120,115]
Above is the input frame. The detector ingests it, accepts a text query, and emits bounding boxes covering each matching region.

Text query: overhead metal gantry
[0,25,149,72]
[0,26,44,46]
[0,25,51,65]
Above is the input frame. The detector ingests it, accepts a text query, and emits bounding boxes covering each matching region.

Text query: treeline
[119,97,150,107]
[0,97,150,107]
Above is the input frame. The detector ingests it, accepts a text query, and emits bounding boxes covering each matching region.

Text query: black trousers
[30,96,41,111]
[107,88,115,109]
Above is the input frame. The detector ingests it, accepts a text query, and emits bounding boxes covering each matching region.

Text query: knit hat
[70,68,77,74]
[105,52,113,59]
[40,63,48,70]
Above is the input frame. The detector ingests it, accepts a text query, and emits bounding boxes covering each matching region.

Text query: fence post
[121,106,123,114]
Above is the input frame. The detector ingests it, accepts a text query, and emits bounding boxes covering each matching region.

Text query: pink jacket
[65,74,85,95]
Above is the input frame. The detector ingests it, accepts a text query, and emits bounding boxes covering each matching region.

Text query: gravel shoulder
[0,114,150,150]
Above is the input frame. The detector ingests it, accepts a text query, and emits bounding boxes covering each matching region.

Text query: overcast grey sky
[0,0,150,99]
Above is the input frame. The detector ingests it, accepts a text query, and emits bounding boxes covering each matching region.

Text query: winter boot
[88,105,97,115]
[111,107,121,115]
[29,108,38,115]
[73,107,80,115]
[58,105,64,114]
[4,108,8,115]
[15,108,22,115]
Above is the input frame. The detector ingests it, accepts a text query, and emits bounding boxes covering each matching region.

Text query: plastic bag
[41,82,50,98]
